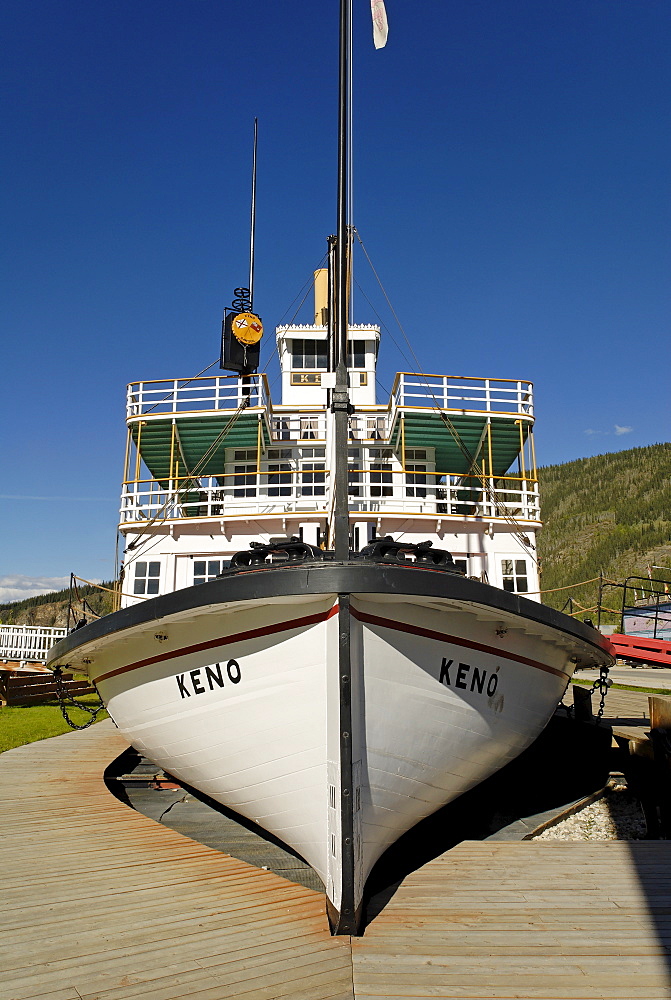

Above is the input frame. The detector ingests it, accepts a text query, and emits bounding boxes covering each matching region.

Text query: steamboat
[48,0,614,933]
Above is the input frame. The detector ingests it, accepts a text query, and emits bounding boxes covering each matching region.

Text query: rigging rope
[127,397,252,553]
[355,229,539,565]
[138,359,222,417]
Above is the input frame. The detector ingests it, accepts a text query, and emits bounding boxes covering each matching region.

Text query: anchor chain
[53,665,106,731]
[589,662,613,719]
[558,662,612,721]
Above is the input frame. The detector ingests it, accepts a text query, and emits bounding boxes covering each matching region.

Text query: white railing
[120,473,540,523]
[391,374,534,416]
[127,374,271,419]
[0,624,68,663]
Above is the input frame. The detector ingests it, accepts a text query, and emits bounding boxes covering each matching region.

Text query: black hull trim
[48,561,614,666]
[330,593,358,935]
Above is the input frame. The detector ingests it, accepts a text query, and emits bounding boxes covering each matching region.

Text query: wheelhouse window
[134,561,160,595]
[291,339,327,369]
[347,340,366,368]
[501,558,528,593]
[194,560,227,585]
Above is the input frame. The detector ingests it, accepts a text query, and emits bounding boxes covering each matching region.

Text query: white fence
[0,624,68,663]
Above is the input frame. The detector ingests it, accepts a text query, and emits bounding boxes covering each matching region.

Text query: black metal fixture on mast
[220,118,264,375]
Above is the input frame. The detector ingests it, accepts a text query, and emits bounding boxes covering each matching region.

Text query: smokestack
[314,268,328,325]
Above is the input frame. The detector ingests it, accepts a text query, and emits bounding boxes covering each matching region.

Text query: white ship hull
[48,561,613,931]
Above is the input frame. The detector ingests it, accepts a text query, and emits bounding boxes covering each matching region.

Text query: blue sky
[2,0,669,601]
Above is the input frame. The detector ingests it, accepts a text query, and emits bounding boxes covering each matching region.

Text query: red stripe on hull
[350,606,570,680]
[93,603,339,684]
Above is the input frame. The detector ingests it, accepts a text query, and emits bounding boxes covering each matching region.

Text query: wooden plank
[353,837,671,1000]
[3,713,671,1000]
[0,722,353,1000]
[649,694,671,730]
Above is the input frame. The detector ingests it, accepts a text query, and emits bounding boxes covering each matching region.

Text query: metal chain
[589,662,612,719]
[53,665,106,731]
[557,693,574,716]
[558,662,612,721]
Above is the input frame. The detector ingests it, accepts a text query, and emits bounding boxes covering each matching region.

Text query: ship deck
[2,690,671,1000]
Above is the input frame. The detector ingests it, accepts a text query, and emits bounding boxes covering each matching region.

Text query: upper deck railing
[0,624,68,663]
[126,373,533,422]
[391,374,534,417]
[126,374,271,419]
[120,471,540,524]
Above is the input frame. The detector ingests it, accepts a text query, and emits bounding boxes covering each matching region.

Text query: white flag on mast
[370,0,388,49]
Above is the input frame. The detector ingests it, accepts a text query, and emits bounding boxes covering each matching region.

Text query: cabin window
[133,561,160,595]
[300,449,326,496]
[273,417,291,440]
[266,450,293,497]
[347,340,366,368]
[369,448,393,497]
[230,450,258,498]
[501,559,528,593]
[267,463,292,496]
[300,416,320,440]
[348,448,362,496]
[194,560,226,585]
[233,463,257,498]
[301,458,326,497]
[405,463,427,498]
[362,416,386,440]
[291,339,327,369]
[405,449,430,498]
[454,559,468,575]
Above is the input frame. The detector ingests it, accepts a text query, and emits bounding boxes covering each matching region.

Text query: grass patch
[0,694,108,753]
[572,678,671,696]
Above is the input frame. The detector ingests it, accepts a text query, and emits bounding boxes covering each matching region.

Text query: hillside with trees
[0,583,114,628]
[537,443,671,618]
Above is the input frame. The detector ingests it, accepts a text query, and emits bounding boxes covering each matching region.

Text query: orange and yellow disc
[232,312,264,345]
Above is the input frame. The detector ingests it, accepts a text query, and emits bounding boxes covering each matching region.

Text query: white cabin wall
[119,519,331,609]
[276,324,379,407]
[379,525,540,601]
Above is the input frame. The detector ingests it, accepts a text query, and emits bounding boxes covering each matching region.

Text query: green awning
[131,413,270,483]
[397,412,530,477]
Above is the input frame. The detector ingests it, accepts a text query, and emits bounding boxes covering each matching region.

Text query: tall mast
[248,117,258,310]
[327,0,360,939]
[332,0,353,561]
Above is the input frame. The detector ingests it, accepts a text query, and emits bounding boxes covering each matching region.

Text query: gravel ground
[533,779,647,840]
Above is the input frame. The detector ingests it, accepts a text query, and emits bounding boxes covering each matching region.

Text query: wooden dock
[2,706,671,999]
[598,684,653,744]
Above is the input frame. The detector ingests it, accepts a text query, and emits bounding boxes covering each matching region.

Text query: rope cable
[355,229,538,564]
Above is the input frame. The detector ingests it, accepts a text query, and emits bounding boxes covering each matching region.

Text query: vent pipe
[314,268,328,325]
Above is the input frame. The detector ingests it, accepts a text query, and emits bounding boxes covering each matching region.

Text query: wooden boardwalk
[597,684,652,743]
[2,718,671,999]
